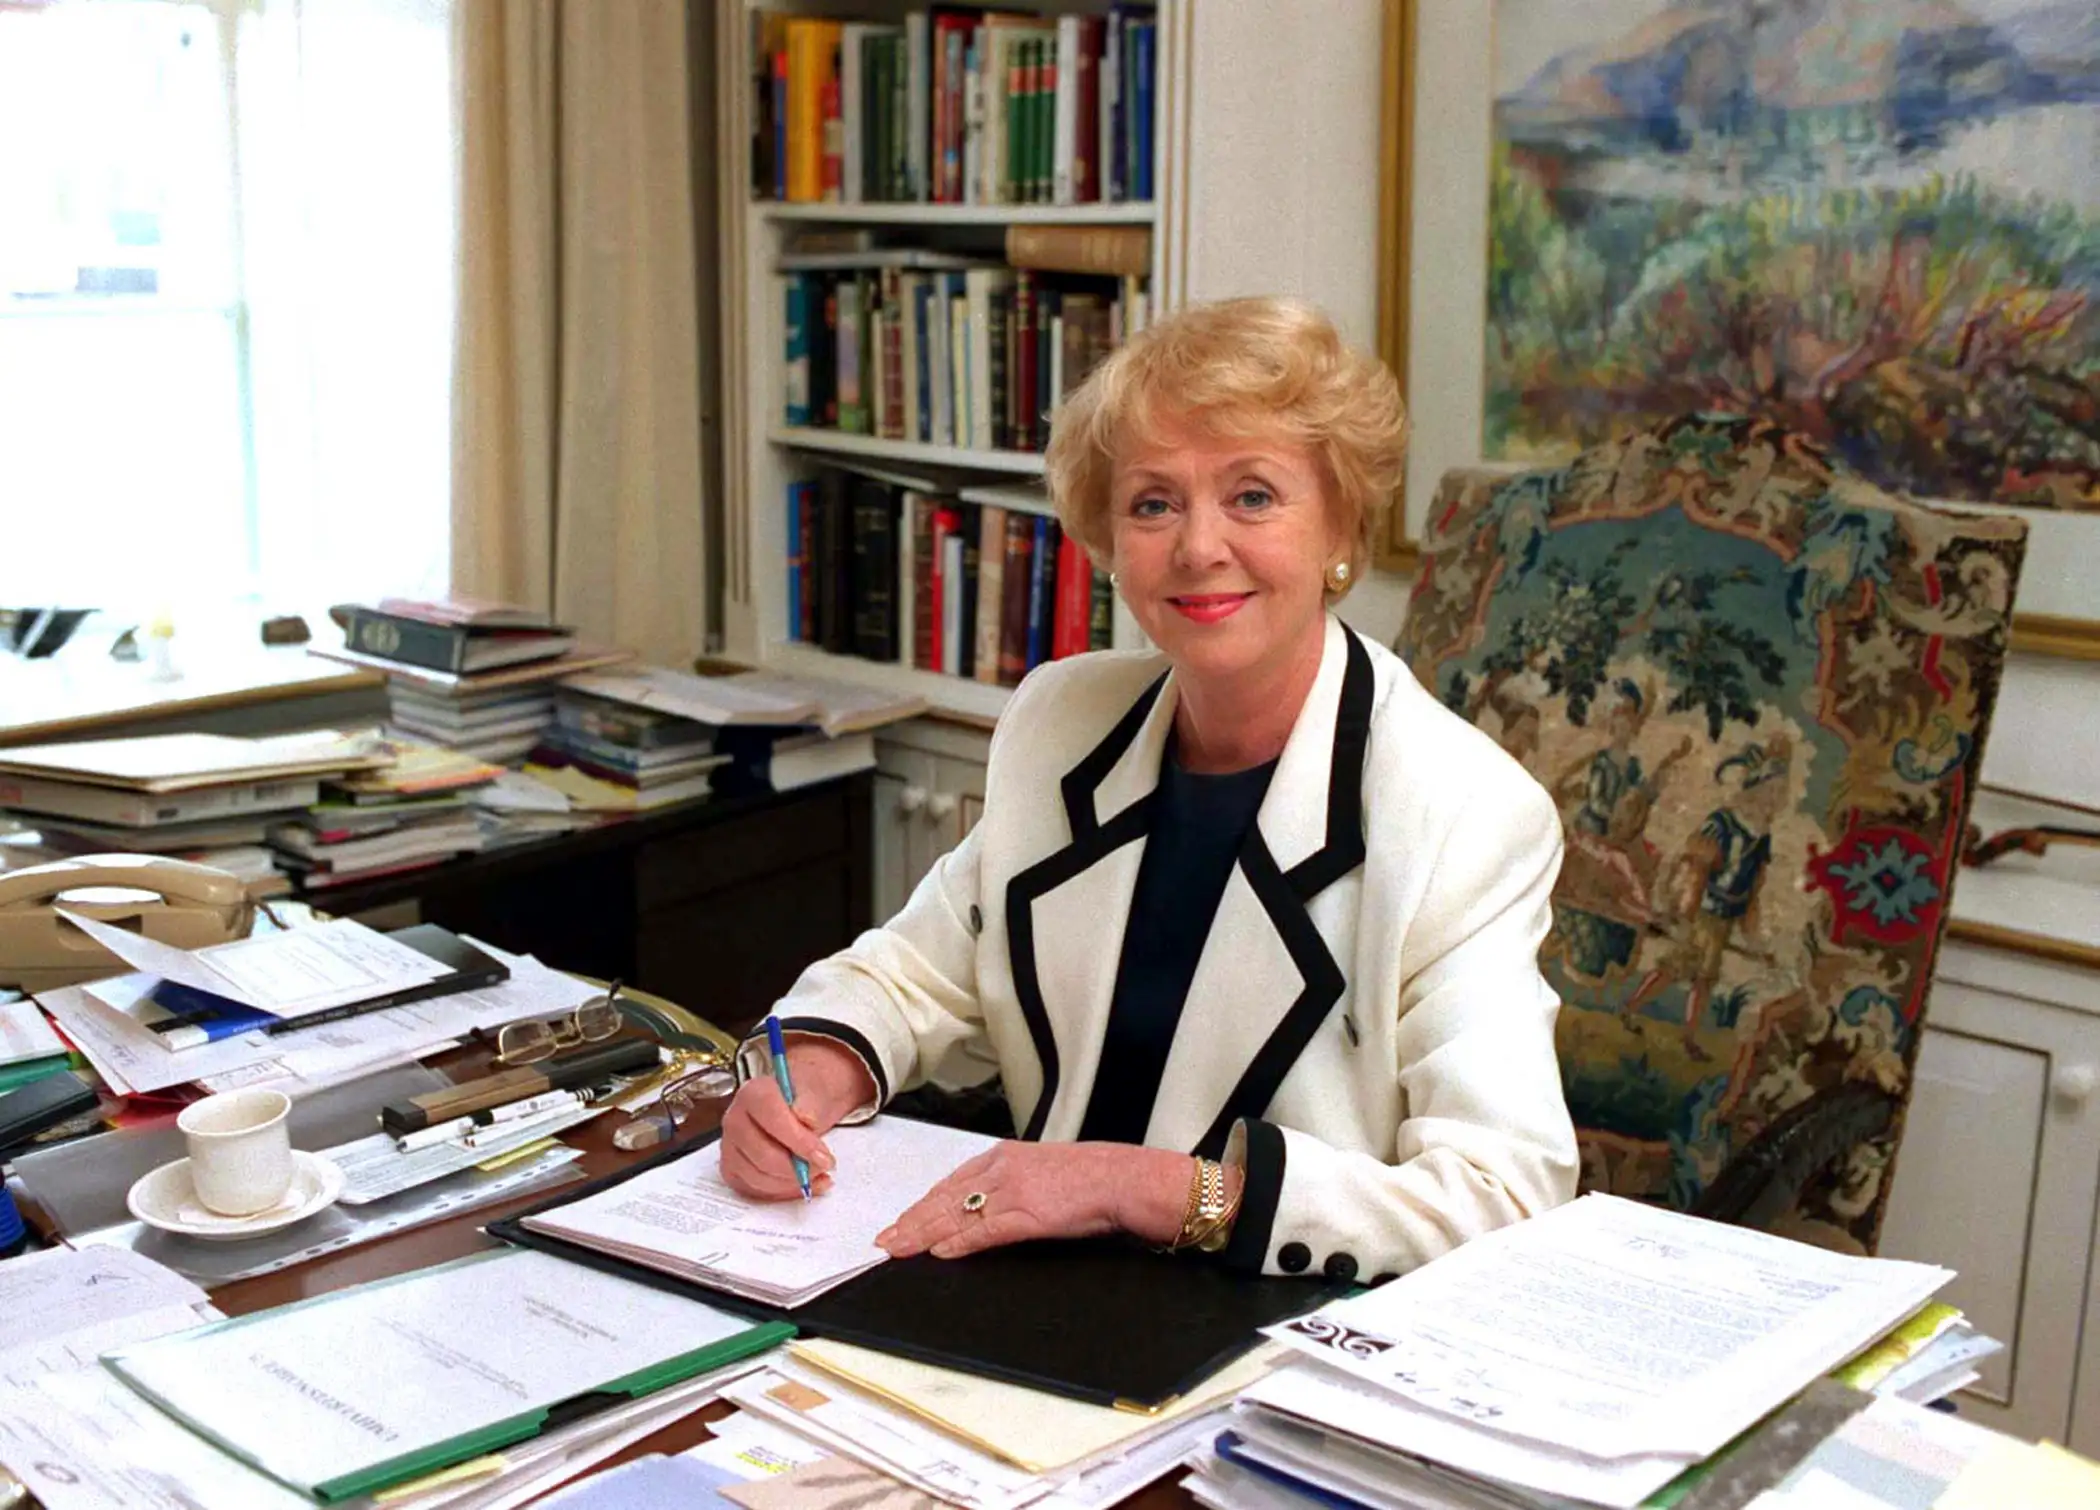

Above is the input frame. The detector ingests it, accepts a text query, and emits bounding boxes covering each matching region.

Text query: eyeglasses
[496,981,626,1066]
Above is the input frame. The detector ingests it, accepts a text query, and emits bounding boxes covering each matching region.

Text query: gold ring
[962,1191,987,1214]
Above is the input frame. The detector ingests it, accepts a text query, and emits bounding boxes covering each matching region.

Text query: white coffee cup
[177,1089,295,1217]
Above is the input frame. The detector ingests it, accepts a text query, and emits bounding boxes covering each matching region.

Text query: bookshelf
[715,0,1386,725]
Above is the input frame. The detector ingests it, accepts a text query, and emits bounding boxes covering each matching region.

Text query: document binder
[488,1127,1342,1410]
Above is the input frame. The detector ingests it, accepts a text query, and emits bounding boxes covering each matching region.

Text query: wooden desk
[314,772,876,1042]
[207,1033,1193,1508]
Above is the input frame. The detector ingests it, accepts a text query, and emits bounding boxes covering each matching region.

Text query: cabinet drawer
[636,786,849,911]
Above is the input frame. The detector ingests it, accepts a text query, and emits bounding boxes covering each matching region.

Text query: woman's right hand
[717,1037,875,1201]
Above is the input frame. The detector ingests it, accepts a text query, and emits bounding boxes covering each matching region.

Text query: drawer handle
[898,785,928,815]
[2054,1064,2097,1107]
[925,793,959,822]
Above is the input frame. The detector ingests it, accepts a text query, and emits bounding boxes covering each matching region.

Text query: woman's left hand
[877,1141,1190,1259]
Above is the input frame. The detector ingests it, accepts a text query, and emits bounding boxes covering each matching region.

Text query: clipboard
[486,1127,1345,1411]
[101,1249,793,1503]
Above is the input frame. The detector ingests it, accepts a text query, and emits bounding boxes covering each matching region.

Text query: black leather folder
[485,1127,1343,1409]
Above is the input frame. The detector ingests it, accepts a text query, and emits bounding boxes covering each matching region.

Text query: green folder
[0,1053,73,1094]
[103,1250,794,1503]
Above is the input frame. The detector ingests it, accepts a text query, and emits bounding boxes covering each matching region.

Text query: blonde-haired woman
[719,296,1577,1280]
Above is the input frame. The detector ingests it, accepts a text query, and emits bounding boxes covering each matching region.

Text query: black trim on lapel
[774,1017,890,1108]
[1217,1118,1288,1274]
[1194,629,1376,1156]
[1009,673,1170,1141]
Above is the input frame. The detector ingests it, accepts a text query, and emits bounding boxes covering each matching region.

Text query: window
[0,0,454,613]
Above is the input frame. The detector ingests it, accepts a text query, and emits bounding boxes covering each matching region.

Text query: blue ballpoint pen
[764,1014,813,1200]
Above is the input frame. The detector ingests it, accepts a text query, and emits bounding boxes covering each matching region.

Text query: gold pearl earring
[1324,561,1351,593]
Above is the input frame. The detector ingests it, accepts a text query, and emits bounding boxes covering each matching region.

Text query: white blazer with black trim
[770,615,1579,1280]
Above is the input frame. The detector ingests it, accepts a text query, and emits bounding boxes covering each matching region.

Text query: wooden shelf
[764,641,1014,724]
[758,200,1156,227]
[769,428,1047,476]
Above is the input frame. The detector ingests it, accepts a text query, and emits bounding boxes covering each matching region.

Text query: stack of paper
[1182,1194,1961,1510]
[716,1359,1244,1510]
[36,933,601,1096]
[0,1252,788,1510]
[0,998,70,1092]
[521,1115,997,1306]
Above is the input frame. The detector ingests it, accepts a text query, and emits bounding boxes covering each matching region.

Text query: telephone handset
[0,854,255,992]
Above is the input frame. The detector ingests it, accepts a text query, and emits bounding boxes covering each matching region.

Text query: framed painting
[1402,0,2100,654]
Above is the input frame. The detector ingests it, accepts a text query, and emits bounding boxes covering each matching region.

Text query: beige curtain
[451,0,707,667]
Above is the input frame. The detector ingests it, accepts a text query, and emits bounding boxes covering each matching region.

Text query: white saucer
[127,1151,343,1240]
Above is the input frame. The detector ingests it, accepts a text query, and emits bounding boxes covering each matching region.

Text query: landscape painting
[1486,0,2100,511]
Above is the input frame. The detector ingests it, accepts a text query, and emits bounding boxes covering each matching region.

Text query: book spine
[932,16,951,202]
[1003,224,1152,278]
[911,493,937,670]
[815,470,845,651]
[927,503,950,671]
[821,30,844,202]
[957,502,980,681]
[817,274,839,426]
[1026,516,1054,670]
[786,21,825,203]
[841,25,864,202]
[962,32,981,204]
[836,275,866,433]
[929,277,953,446]
[798,484,819,642]
[899,272,922,443]
[786,480,805,641]
[1036,36,1055,204]
[1105,15,1123,203]
[974,505,1006,684]
[905,12,929,201]
[909,275,930,442]
[890,32,910,201]
[1014,271,1037,450]
[998,512,1034,687]
[783,274,811,425]
[341,608,471,675]
[988,278,1010,451]
[771,40,789,200]
[1089,565,1114,650]
[1133,20,1153,202]
[850,479,887,660]
[965,271,992,450]
[895,488,916,666]
[943,25,966,202]
[1036,289,1054,443]
[1054,529,1091,658]
[880,268,906,440]
[941,527,966,677]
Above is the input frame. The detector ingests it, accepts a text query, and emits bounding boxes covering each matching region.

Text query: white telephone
[0,854,254,992]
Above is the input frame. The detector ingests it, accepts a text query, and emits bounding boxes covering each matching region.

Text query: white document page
[791,1337,1282,1473]
[1263,1194,1953,1462]
[523,1117,997,1306]
[64,912,447,1017]
[0,1368,314,1510]
[562,665,817,727]
[1236,1364,1687,1510]
[0,998,64,1065]
[102,1249,769,1497]
[0,1247,207,1355]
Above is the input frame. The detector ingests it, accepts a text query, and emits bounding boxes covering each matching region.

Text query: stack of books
[314,597,633,764]
[750,8,1157,206]
[266,742,505,890]
[1179,1195,2002,1510]
[525,689,728,815]
[0,731,391,898]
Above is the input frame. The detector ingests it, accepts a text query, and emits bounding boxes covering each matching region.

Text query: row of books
[784,262,1142,453]
[787,468,1109,685]
[752,7,1157,206]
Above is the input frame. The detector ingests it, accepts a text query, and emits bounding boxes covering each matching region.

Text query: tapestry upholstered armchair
[1396,414,2029,1253]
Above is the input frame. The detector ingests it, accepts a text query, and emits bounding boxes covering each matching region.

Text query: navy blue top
[1077,739,1278,1145]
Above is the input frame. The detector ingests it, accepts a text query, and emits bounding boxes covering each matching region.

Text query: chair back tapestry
[1396,415,2028,1252]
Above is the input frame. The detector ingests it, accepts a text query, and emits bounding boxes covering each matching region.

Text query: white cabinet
[872,717,990,923]
[1879,935,2100,1447]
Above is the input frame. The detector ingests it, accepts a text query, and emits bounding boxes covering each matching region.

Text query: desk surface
[205,1036,1194,1509]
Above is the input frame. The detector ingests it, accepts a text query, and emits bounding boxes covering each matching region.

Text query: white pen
[483,1089,586,1125]
[395,1116,477,1153]
[462,1104,579,1149]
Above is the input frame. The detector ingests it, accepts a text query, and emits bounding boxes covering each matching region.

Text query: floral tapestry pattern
[1397,414,2028,1251]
